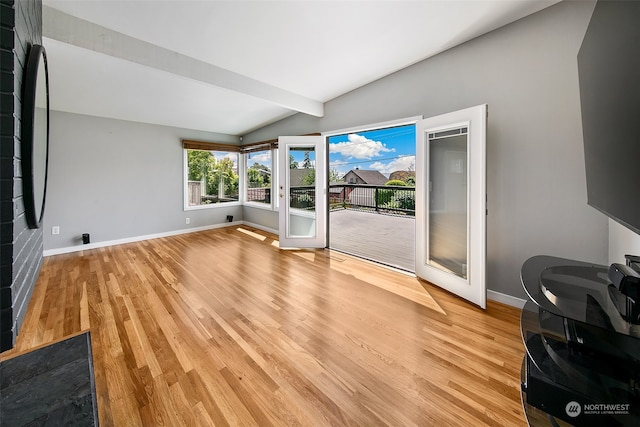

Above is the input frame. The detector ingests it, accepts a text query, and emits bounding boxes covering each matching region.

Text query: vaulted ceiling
[42,0,560,136]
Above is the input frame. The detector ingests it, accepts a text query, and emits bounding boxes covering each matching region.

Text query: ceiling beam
[42,6,324,118]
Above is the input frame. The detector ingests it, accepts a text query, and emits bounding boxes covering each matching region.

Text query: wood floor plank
[3,225,527,426]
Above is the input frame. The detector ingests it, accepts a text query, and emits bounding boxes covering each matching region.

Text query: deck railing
[247,184,416,216]
[290,186,316,209]
[329,184,415,216]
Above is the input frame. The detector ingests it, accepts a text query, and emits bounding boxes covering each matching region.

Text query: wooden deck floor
[329,209,416,272]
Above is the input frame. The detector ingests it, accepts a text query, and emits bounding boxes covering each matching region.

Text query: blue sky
[246,150,271,169]
[246,124,416,178]
[328,124,415,177]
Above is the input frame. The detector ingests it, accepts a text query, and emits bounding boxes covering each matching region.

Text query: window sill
[243,201,276,212]
[184,201,241,211]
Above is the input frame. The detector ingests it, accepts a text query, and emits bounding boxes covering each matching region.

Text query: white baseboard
[240,221,278,236]
[487,290,527,308]
[43,222,243,256]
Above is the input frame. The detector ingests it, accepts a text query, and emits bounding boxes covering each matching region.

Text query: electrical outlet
[185,218,190,225]
[52,226,60,235]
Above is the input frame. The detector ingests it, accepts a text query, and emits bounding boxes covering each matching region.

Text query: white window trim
[243,147,278,211]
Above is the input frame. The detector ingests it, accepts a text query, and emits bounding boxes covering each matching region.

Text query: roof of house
[346,169,388,185]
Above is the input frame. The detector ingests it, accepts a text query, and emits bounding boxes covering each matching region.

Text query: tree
[378,180,409,208]
[289,154,298,169]
[301,169,315,186]
[249,163,271,186]
[207,157,238,197]
[302,151,312,169]
[329,168,343,183]
[247,168,265,188]
[187,150,214,181]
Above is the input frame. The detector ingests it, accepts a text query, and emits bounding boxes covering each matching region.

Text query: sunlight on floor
[236,227,267,241]
[237,226,446,316]
[324,250,447,316]
[291,251,318,262]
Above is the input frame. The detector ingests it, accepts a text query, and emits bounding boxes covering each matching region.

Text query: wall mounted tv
[578,0,640,235]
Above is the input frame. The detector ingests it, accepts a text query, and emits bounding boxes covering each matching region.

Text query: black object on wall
[21,43,50,230]
[578,0,640,235]
[0,0,44,352]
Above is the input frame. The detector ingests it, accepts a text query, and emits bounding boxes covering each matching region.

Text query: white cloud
[329,160,350,176]
[370,155,415,175]
[248,152,271,164]
[329,134,394,159]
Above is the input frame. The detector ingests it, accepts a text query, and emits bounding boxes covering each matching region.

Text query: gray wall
[0,0,44,351]
[610,220,640,266]
[243,205,278,232]
[243,1,609,300]
[44,111,242,251]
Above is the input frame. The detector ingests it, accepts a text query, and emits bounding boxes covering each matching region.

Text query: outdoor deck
[329,208,416,272]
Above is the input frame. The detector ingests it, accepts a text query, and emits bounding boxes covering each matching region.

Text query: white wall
[44,111,242,251]
[243,1,609,300]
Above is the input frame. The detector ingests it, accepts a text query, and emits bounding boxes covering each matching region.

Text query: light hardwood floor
[1,226,526,426]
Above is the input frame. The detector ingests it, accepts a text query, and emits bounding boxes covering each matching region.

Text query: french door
[415,105,487,308]
[278,136,326,248]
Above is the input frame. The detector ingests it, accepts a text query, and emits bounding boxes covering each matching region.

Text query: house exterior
[343,169,388,185]
[341,169,388,207]
[337,169,412,210]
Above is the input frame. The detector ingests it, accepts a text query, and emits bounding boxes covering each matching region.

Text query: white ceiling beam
[43,5,324,118]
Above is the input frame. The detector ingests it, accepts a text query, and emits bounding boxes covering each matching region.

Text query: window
[245,149,272,206]
[185,148,239,208]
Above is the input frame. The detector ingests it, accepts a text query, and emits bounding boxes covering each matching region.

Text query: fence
[247,187,271,204]
[187,181,202,206]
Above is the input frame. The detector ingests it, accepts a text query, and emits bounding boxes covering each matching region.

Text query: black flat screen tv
[578,0,640,235]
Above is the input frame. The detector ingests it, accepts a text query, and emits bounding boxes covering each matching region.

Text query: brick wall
[0,0,43,352]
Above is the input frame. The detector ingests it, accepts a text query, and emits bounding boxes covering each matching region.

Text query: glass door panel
[428,129,468,279]
[287,146,317,239]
